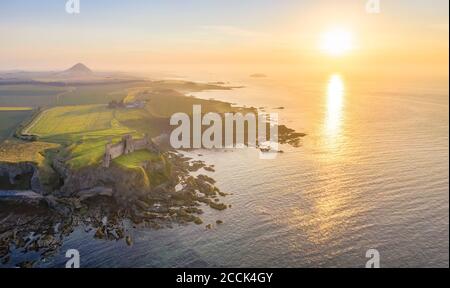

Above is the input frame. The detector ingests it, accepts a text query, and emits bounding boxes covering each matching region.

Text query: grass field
[0,110,34,141]
[143,89,246,118]
[2,80,234,169]
[0,85,67,107]
[114,150,160,169]
[0,107,34,111]
[0,140,58,164]
[123,86,152,104]
[22,104,144,169]
[114,150,170,187]
[0,140,61,191]
[0,82,143,145]
[26,105,117,137]
[0,82,146,108]
[55,83,140,106]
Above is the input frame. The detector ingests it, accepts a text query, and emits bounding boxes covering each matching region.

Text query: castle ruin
[103,134,158,168]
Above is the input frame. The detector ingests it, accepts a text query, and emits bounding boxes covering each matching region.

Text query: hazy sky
[0,0,448,74]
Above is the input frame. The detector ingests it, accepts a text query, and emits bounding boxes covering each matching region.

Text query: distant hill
[0,63,141,84]
[55,63,94,79]
[63,63,93,75]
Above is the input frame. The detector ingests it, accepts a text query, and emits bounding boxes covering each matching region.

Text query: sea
[35,67,449,268]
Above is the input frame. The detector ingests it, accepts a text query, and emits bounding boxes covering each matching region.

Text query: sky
[0,0,448,77]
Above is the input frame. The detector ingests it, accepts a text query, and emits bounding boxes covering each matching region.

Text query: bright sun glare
[320,28,353,56]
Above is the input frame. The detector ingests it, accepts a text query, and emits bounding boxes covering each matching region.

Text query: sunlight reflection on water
[324,74,345,149]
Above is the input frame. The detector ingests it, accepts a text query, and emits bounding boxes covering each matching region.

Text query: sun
[320,28,353,56]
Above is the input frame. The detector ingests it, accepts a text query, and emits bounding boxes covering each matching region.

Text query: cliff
[0,162,43,194]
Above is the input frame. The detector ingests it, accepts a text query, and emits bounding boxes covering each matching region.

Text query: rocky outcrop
[77,187,114,201]
[0,162,43,194]
[0,190,44,205]
[59,164,152,205]
[0,151,232,267]
[52,157,70,179]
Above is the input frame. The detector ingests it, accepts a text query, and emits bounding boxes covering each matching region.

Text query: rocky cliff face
[0,151,230,267]
[58,164,153,205]
[0,162,43,194]
[0,157,165,207]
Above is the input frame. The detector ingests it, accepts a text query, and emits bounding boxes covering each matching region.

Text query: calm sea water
[38,71,449,268]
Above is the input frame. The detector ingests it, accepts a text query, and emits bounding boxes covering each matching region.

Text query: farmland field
[0,82,134,142]
[0,107,33,111]
[0,82,147,108]
[0,85,67,107]
[0,110,34,141]
[23,104,143,169]
[1,80,232,168]
[54,82,143,106]
[26,105,117,137]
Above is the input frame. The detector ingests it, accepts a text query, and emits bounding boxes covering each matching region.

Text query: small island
[250,73,268,78]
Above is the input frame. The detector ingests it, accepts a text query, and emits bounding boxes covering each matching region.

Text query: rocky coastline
[0,147,230,267]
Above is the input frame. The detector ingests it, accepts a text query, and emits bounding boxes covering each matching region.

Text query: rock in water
[125,236,133,246]
[0,190,44,205]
